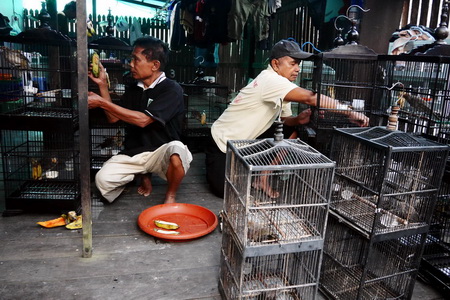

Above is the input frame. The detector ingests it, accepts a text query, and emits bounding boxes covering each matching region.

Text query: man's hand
[87,91,104,109]
[295,108,312,125]
[88,60,109,88]
[348,111,369,127]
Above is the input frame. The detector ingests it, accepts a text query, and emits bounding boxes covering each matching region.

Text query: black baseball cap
[270,39,313,60]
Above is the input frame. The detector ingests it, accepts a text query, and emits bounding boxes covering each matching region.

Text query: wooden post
[76,0,93,258]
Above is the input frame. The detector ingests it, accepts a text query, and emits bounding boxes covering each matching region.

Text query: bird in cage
[96,137,116,149]
[247,211,279,243]
[30,158,42,180]
[96,130,124,149]
[401,93,440,120]
[0,46,30,69]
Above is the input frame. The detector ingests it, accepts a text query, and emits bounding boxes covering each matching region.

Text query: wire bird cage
[328,126,448,234]
[219,135,335,300]
[374,55,450,143]
[420,169,450,295]
[180,83,228,150]
[1,129,80,212]
[320,126,448,299]
[0,30,80,214]
[0,34,77,123]
[310,44,379,154]
[373,15,450,291]
[219,217,321,300]
[320,214,427,300]
[86,42,131,173]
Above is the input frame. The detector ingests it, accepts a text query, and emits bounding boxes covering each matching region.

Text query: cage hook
[387,81,404,91]
[334,15,351,31]
[346,5,370,18]
[333,15,351,46]
[194,56,205,64]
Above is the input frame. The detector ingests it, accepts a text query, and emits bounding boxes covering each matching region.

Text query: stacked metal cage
[374,43,450,295]
[320,126,448,299]
[0,30,79,213]
[219,134,335,299]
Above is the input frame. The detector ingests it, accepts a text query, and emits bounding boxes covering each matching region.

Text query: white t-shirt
[211,64,298,153]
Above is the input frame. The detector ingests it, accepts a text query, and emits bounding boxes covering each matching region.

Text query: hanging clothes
[179,0,231,48]
[169,1,187,51]
[227,0,270,42]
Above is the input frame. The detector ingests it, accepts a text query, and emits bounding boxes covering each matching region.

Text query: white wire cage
[223,138,335,250]
[219,218,321,300]
[219,136,335,300]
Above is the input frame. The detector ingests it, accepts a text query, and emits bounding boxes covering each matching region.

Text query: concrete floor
[0,152,447,300]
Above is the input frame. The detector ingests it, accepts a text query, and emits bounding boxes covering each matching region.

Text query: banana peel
[154,220,179,230]
[37,211,79,228]
[37,214,68,228]
[66,215,82,230]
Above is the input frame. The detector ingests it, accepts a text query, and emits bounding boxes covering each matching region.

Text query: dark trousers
[204,136,226,198]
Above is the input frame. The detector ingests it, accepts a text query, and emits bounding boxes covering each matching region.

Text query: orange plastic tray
[137,203,218,240]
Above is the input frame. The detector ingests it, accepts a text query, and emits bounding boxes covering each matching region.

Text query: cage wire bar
[319,126,448,299]
[0,30,80,214]
[219,135,335,299]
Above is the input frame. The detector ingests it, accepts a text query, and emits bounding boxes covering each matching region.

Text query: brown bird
[401,93,440,120]
[0,46,30,69]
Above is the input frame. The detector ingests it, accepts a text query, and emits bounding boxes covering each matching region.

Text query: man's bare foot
[137,175,152,197]
[297,108,312,125]
[164,194,176,204]
[252,179,279,199]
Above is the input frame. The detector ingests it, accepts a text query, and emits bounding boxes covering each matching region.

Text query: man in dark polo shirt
[88,36,192,204]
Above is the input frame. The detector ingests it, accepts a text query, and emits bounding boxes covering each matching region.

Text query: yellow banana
[66,215,82,230]
[154,220,180,230]
[154,228,180,235]
[91,52,100,78]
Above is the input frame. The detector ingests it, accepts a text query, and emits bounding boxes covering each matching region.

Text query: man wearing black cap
[205,39,369,198]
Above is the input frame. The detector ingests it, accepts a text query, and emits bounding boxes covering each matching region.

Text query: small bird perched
[0,46,30,69]
[398,92,440,120]
[96,130,124,149]
[96,137,116,149]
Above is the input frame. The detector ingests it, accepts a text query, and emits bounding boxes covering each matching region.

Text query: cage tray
[332,192,409,233]
[0,107,77,130]
[138,203,218,240]
[8,180,79,201]
[247,208,315,245]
